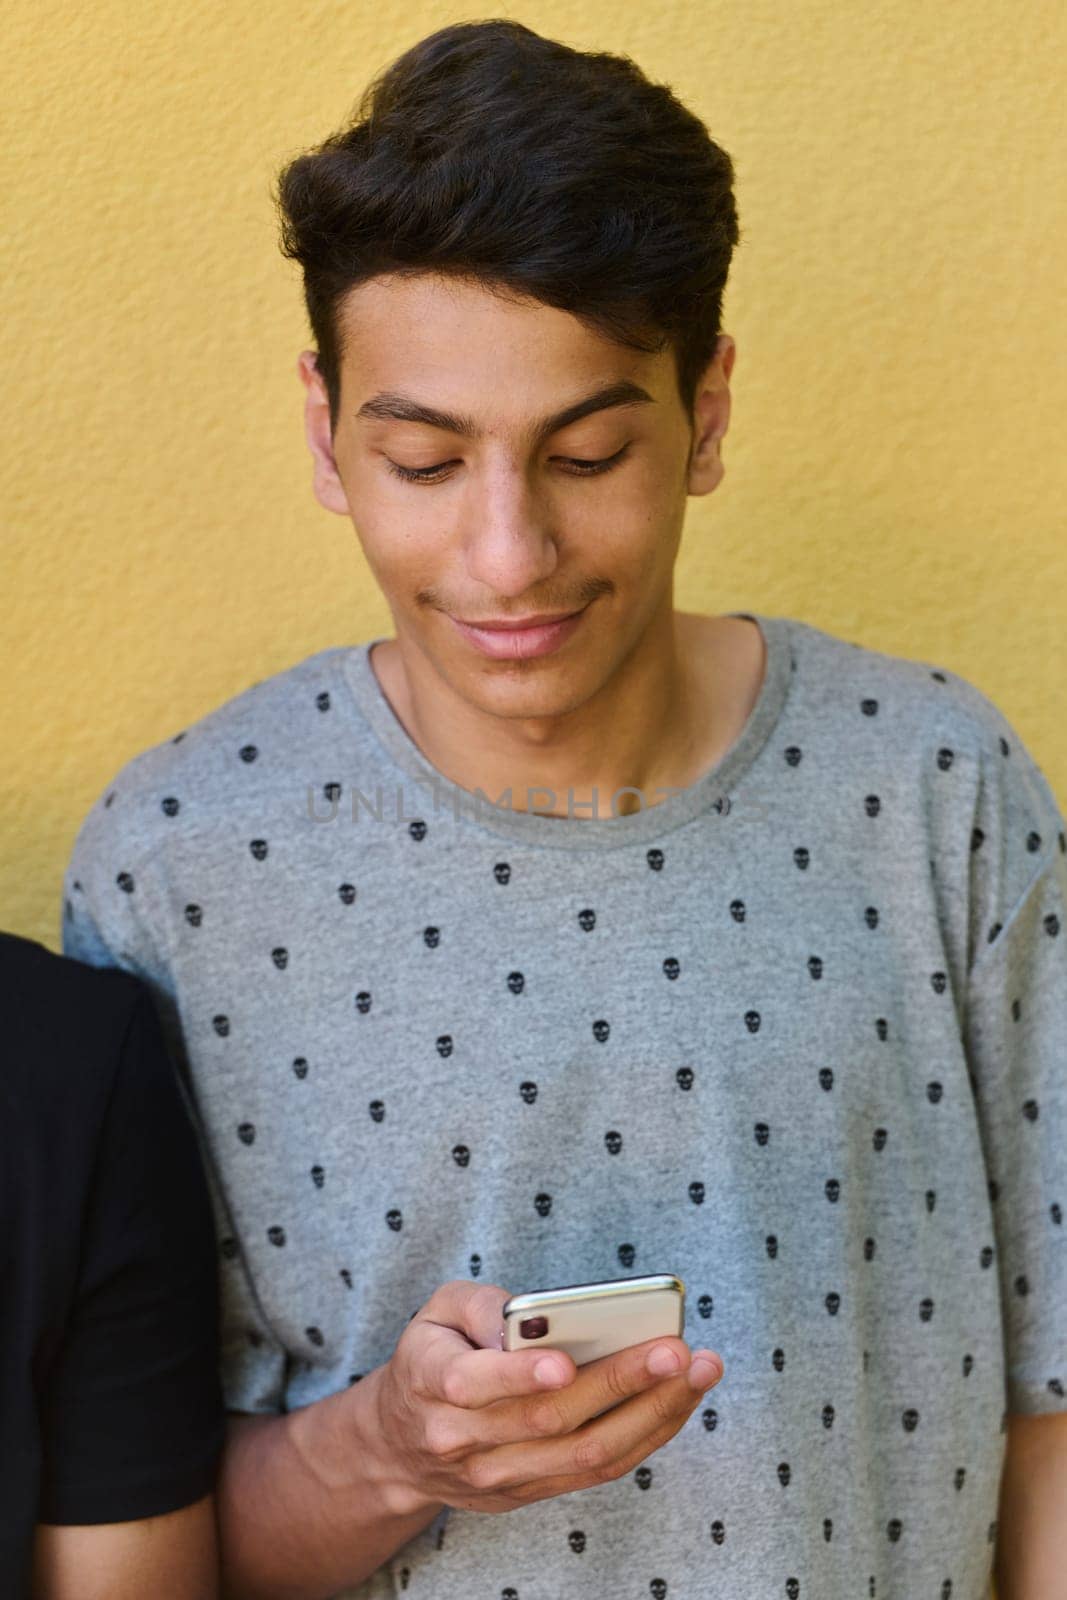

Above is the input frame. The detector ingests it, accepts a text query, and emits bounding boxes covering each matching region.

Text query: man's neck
[368,609,764,822]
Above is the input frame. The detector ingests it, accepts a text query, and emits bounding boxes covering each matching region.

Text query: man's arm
[217,1373,441,1600]
[32,1496,217,1600]
[994,1412,1067,1600]
[956,732,1067,1598]
[32,977,226,1583]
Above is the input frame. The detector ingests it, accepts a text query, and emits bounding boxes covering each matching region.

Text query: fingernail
[647,1345,682,1376]
[534,1358,567,1385]
[688,1357,722,1388]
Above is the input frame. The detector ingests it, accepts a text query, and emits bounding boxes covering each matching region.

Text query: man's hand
[358,1278,725,1516]
[217,1279,725,1600]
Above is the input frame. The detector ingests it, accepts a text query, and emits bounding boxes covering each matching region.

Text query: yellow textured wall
[3,0,1065,957]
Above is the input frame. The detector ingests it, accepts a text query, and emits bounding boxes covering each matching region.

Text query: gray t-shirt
[61,610,1067,1600]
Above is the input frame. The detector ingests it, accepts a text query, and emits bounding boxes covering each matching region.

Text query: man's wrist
[285,1364,440,1520]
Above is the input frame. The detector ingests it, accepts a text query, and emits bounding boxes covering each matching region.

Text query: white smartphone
[501,1273,685,1365]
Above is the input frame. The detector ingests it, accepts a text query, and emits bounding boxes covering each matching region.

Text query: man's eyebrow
[354,379,656,446]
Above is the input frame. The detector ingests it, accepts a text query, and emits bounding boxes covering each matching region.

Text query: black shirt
[1,931,225,1594]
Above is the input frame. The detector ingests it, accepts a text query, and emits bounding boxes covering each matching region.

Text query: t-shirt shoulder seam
[67,646,357,881]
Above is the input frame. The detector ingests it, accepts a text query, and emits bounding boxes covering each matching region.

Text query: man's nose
[459,469,560,595]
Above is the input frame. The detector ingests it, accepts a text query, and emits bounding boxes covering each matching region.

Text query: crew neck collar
[339,612,794,850]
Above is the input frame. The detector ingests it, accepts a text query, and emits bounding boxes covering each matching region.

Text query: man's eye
[386,444,630,484]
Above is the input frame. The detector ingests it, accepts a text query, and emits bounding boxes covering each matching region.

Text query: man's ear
[297,350,351,516]
[686,334,736,498]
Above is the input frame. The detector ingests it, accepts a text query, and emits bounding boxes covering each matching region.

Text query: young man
[62,18,1066,1600]
[1,931,224,1598]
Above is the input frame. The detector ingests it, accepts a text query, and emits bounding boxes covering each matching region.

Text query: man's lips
[447,605,590,658]
[450,608,585,631]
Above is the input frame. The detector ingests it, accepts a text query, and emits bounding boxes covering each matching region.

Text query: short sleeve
[61,779,174,996]
[962,722,1067,1416]
[62,795,290,1418]
[36,983,227,1523]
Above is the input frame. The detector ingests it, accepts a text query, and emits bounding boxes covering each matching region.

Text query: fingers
[413,1281,721,1427]
[463,1360,724,1501]
[413,1282,579,1410]
[554,1334,697,1429]
[460,1334,709,1453]
[424,1326,581,1410]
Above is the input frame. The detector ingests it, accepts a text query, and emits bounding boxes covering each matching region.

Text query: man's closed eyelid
[384,443,632,483]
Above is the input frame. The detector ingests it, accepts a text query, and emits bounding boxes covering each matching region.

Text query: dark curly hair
[273,18,741,440]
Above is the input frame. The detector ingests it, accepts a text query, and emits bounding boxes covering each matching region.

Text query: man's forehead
[336,272,672,436]
[340,267,570,328]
